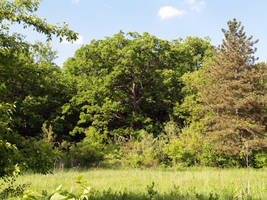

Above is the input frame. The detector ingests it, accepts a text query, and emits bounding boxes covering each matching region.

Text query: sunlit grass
[16,168,267,199]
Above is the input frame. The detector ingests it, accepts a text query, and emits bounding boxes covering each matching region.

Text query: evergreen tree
[202,19,267,166]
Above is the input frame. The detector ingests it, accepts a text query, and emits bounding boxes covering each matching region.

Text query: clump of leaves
[0,166,29,199]
[22,176,91,200]
[146,181,157,200]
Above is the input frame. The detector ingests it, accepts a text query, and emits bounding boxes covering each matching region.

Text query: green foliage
[1,10,266,175]
[20,139,56,174]
[0,46,75,139]
[118,130,168,168]
[0,167,28,200]
[164,124,202,167]
[2,128,57,174]
[0,103,18,177]
[0,103,12,132]
[22,176,91,200]
[63,32,212,140]
[0,140,18,177]
[174,66,209,125]
[0,102,27,199]
[0,0,78,139]
[10,135,57,174]
[67,127,105,168]
[164,120,242,167]
[172,19,267,168]
[200,19,267,166]
[146,182,157,200]
[0,0,80,180]
[0,0,78,47]
[252,151,267,168]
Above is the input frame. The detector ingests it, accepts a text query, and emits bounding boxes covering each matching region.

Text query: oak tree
[63,32,212,140]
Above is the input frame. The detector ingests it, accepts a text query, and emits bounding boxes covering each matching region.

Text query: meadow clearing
[15,168,267,200]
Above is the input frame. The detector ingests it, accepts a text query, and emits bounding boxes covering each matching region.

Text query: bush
[198,146,241,168]
[164,125,203,167]
[19,139,56,174]
[0,103,18,177]
[0,167,28,199]
[164,121,243,168]
[22,176,90,200]
[119,130,167,168]
[3,133,57,174]
[68,141,104,168]
[67,127,105,168]
[252,151,267,168]
[0,140,18,177]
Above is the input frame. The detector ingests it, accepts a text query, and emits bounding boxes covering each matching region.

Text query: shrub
[0,167,28,200]
[164,121,243,168]
[0,103,18,177]
[164,125,203,167]
[198,146,241,168]
[67,127,105,168]
[22,176,90,200]
[3,133,57,174]
[68,141,104,168]
[0,140,18,177]
[252,151,267,168]
[14,137,56,174]
[20,139,56,174]
[119,130,167,168]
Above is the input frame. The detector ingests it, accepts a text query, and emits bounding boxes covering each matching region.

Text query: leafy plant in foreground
[0,166,28,199]
[22,176,91,200]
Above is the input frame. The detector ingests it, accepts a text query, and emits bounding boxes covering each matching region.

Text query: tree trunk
[130,79,137,135]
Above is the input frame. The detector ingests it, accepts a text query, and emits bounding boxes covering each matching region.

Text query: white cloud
[185,0,206,12]
[62,35,84,45]
[72,0,80,4]
[158,6,186,20]
[190,1,205,12]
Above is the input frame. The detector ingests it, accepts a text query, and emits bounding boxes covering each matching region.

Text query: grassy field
[15,168,267,199]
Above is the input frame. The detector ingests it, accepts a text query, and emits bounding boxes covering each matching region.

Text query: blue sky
[15,0,267,66]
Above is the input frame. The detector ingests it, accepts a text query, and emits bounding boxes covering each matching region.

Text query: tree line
[0,0,266,178]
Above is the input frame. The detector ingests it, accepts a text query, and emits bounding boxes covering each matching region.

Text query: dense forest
[0,0,266,181]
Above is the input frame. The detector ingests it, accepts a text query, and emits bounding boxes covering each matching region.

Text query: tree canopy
[0,0,78,177]
[63,32,212,140]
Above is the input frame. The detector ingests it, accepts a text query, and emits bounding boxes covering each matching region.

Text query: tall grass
[16,168,267,199]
